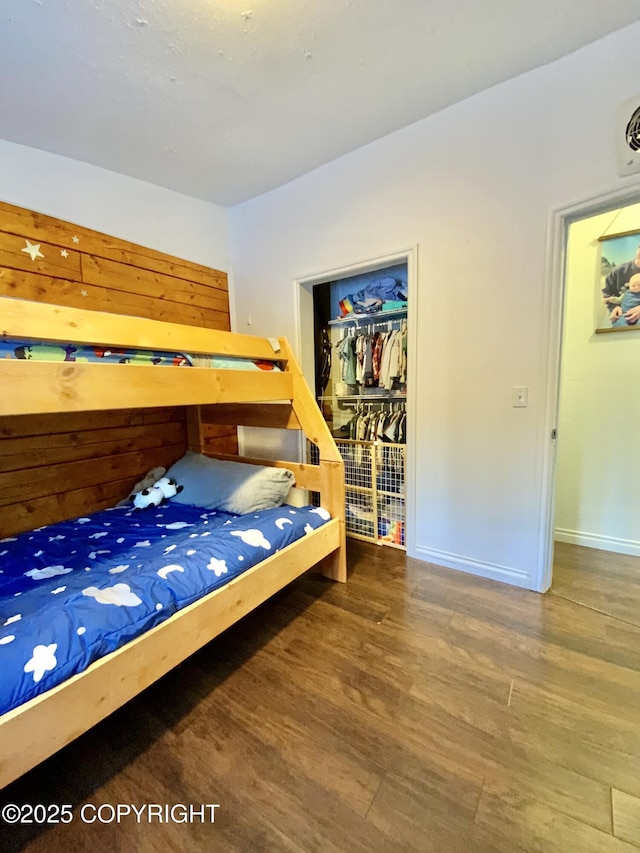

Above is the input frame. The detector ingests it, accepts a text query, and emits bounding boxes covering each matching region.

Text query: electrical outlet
[512,386,528,407]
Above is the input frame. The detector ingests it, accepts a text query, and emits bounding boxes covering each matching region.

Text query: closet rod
[337,319,405,336]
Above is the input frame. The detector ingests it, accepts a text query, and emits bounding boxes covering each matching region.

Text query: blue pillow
[165,451,295,514]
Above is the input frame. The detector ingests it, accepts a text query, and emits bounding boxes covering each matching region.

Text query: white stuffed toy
[119,466,167,508]
[127,471,184,511]
[132,485,165,510]
[153,477,184,501]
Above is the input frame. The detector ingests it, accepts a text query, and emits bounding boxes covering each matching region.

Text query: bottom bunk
[0,498,341,789]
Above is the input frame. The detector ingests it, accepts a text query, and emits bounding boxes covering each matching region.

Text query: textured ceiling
[1,1,639,206]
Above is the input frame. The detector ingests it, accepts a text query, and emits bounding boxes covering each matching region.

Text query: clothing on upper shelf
[338,277,408,316]
[336,322,407,391]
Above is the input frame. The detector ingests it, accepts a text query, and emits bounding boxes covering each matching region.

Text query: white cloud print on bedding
[0,502,332,713]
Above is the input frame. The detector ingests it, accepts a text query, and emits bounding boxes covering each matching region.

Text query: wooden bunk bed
[0,295,346,789]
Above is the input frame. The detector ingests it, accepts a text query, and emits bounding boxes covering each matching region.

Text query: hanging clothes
[336,321,407,393]
[342,402,406,445]
[337,334,357,386]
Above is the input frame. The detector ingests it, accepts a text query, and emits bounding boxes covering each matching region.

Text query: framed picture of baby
[597,230,640,333]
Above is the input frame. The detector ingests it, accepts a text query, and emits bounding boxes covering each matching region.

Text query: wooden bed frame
[0,296,346,789]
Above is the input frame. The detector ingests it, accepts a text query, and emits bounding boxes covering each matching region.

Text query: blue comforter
[0,502,330,716]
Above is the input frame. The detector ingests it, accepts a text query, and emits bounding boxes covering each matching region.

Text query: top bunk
[0,294,346,579]
[0,296,300,417]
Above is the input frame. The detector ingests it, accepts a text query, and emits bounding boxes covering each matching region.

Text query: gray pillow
[165,451,295,514]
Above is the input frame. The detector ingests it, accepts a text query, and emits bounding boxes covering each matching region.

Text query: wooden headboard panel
[0,201,236,536]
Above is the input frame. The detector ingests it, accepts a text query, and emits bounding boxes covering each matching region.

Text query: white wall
[228,22,640,590]
[556,203,640,556]
[0,140,230,273]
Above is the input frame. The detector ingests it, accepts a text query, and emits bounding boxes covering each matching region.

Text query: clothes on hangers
[344,403,406,444]
[335,322,407,392]
[337,334,357,385]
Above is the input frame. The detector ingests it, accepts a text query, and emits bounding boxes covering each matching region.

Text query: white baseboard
[554,528,640,557]
[411,544,534,590]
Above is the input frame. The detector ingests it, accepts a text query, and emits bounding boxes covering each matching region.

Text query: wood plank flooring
[552,541,640,626]
[3,540,640,851]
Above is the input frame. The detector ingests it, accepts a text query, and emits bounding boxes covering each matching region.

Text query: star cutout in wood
[60,250,69,258]
[80,289,88,297]
[21,240,44,262]
[71,236,80,244]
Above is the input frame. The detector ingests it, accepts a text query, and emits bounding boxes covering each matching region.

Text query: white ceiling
[1,1,639,207]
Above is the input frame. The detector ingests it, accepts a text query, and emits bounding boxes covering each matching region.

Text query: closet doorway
[295,249,417,555]
[544,190,640,614]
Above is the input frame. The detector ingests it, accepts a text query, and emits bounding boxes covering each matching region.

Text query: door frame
[538,180,640,592]
[293,246,419,557]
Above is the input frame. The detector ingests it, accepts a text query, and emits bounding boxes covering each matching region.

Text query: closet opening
[296,253,414,552]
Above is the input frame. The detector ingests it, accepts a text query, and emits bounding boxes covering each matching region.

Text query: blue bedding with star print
[0,502,330,716]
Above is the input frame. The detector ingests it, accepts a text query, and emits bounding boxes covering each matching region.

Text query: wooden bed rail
[200,403,302,430]
[0,296,285,363]
[0,362,294,416]
[201,451,323,492]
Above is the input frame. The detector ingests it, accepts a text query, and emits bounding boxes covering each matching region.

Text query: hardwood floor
[4,540,640,851]
[552,541,640,627]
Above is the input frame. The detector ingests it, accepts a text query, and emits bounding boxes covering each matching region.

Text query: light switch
[512,386,528,407]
